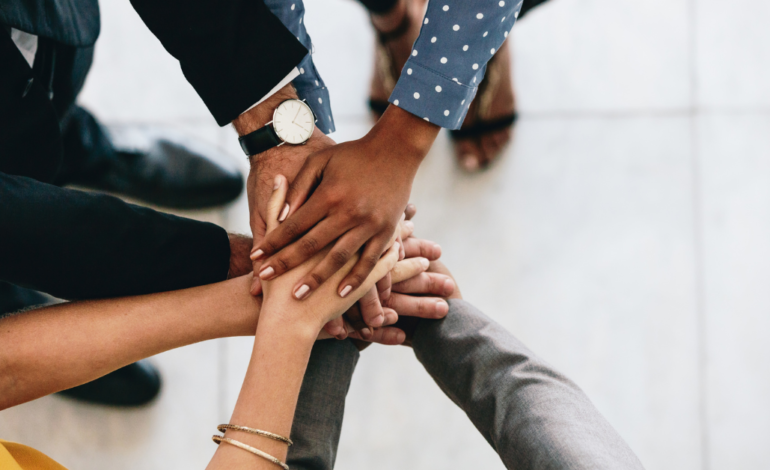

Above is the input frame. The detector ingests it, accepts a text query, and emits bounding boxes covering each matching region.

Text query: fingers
[404,203,417,221]
[376,272,392,303]
[258,215,354,282]
[288,227,368,298]
[322,316,346,339]
[350,327,406,345]
[342,303,368,336]
[253,191,329,265]
[358,286,385,329]
[390,257,430,284]
[265,175,289,233]
[392,272,456,297]
[383,293,449,319]
[283,153,327,222]
[404,237,442,261]
[399,219,415,240]
[337,233,394,298]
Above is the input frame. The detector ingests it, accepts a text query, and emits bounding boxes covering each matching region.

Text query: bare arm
[0,274,261,410]
[207,175,400,469]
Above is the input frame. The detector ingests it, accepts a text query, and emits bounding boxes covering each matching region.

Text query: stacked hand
[259,174,453,338]
[235,85,441,339]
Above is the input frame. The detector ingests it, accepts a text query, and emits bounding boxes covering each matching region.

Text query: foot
[368,0,427,117]
[58,361,162,407]
[60,107,244,209]
[452,40,516,172]
[368,2,516,172]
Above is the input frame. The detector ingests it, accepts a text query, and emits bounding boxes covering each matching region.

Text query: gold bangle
[212,435,289,470]
[217,424,293,446]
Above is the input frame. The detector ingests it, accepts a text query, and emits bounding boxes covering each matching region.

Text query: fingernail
[404,220,415,231]
[294,284,310,300]
[372,314,384,327]
[339,285,353,298]
[279,203,290,222]
[420,258,430,269]
[273,175,281,190]
[436,299,449,315]
[361,328,372,338]
[396,331,406,343]
[258,266,275,280]
[250,249,264,260]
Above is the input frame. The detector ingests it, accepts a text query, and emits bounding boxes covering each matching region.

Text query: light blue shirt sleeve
[262,0,336,134]
[390,0,523,129]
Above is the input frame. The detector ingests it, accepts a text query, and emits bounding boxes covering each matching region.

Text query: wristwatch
[239,99,316,156]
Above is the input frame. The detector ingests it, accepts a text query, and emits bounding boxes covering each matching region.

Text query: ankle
[370,0,407,34]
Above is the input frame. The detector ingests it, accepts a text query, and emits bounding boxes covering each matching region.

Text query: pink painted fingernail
[250,249,264,260]
[294,284,310,300]
[278,203,289,222]
[339,285,353,298]
[258,266,275,280]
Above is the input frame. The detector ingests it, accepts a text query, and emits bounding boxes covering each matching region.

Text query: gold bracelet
[212,435,289,470]
[217,424,293,446]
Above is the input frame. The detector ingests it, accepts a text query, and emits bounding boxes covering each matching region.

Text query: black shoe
[60,107,244,209]
[58,361,162,407]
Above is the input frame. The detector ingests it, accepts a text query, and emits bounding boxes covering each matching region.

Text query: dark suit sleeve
[412,300,645,470]
[0,172,230,300]
[129,0,309,126]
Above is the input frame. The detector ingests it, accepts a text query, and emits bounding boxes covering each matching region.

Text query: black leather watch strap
[239,124,283,156]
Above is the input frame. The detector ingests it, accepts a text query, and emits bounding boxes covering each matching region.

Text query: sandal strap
[368,99,390,116]
[449,113,518,139]
[375,9,412,43]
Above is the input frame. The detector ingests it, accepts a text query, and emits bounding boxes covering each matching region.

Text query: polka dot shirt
[262,0,522,133]
[390,0,523,129]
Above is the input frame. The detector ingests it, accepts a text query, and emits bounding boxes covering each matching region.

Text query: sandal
[368,6,413,119]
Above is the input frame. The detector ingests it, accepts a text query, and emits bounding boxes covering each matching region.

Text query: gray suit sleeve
[412,299,645,470]
[287,339,360,470]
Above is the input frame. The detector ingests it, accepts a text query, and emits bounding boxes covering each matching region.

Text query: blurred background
[2,0,770,469]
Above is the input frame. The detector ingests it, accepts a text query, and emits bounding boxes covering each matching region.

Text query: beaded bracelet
[212,435,289,470]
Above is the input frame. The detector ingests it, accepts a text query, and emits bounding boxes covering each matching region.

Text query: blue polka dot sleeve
[263,0,336,134]
[390,0,523,129]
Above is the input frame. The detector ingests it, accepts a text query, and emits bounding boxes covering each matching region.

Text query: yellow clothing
[0,440,68,470]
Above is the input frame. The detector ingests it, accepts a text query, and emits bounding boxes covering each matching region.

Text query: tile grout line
[687,0,710,469]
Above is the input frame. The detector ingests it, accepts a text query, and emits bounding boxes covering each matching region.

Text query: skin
[0,192,451,411]
[368,0,516,171]
[240,90,439,305]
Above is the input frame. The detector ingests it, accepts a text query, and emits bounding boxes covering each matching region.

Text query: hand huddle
[257,173,454,346]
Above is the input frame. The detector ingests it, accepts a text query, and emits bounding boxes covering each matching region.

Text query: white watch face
[272,99,315,145]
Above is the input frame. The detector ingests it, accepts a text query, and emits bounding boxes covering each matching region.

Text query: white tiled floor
[2,0,769,469]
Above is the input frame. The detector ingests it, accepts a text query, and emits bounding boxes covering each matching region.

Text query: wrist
[232,83,299,136]
[368,105,439,168]
[257,306,322,343]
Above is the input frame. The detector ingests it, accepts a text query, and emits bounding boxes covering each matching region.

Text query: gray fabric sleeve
[412,299,645,470]
[287,339,360,470]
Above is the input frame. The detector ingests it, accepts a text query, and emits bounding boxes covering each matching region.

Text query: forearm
[413,300,644,470]
[0,275,260,410]
[208,314,318,470]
